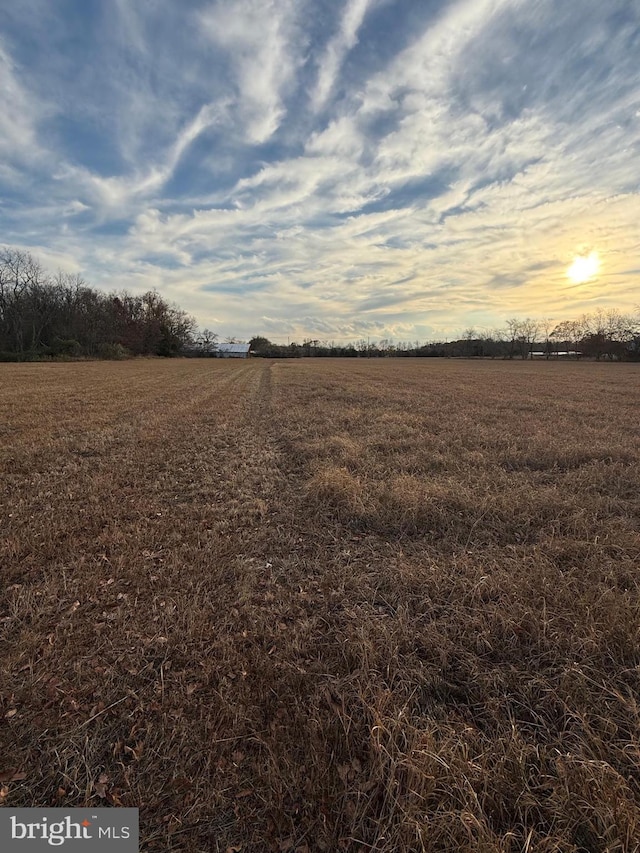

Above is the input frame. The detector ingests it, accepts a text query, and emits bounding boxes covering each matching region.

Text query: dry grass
[1,358,640,852]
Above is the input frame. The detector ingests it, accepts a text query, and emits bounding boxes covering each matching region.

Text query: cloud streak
[198,0,306,144]
[0,40,47,167]
[312,0,377,111]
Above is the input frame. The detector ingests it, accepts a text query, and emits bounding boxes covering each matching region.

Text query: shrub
[97,342,131,360]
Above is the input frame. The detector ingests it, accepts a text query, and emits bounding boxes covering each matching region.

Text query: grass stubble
[1,358,639,852]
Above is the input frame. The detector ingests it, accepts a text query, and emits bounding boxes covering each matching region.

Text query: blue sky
[1,0,638,343]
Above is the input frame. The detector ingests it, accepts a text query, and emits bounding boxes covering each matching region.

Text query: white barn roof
[217,342,250,355]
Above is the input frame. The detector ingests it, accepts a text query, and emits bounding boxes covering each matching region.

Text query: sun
[567,251,600,284]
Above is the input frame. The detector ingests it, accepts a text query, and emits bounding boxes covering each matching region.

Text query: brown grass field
[1,358,639,852]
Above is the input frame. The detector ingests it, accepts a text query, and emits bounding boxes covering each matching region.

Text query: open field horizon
[1,358,639,852]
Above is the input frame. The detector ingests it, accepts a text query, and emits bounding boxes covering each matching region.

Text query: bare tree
[196,328,218,355]
[505,318,522,359]
[0,247,48,355]
[539,318,554,359]
[462,327,476,357]
[520,318,540,360]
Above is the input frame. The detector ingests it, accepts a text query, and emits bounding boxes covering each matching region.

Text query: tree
[505,318,521,359]
[196,328,218,355]
[135,290,195,356]
[551,320,580,357]
[522,318,540,359]
[539,318,554,359]
[0,247,48,355]
[378,338,395,357]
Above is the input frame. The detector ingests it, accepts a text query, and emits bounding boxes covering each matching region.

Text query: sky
[0,0,638,344]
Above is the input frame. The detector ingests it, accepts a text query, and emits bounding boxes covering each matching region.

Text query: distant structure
[530,351,581,358]
[216,342,251,359]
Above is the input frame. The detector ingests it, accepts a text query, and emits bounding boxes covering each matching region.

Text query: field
[1,358,639,852]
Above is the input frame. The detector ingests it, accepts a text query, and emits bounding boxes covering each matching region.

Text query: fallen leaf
[46,678,62,699]
[94,773,109,798]
[0,770,27,783]
[337,763,350,783]
[4,709,17,719]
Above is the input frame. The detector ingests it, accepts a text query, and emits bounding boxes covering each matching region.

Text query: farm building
[216,342,251,358]
[530,351,581,358]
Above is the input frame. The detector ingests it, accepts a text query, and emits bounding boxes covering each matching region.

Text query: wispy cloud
[312,0,378,111]
[0,40,46,166]
[198,0,307,144]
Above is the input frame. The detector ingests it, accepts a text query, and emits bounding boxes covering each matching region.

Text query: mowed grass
[1,358,639,852]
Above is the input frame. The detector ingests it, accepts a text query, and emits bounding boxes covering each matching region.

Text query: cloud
[311,0,377,111]
[0,41,47,165]
[198,0,307,144]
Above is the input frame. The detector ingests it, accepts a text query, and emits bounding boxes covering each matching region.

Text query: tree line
[2,246,638,361]
[0,248,196,360]
[250,311,640,361]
